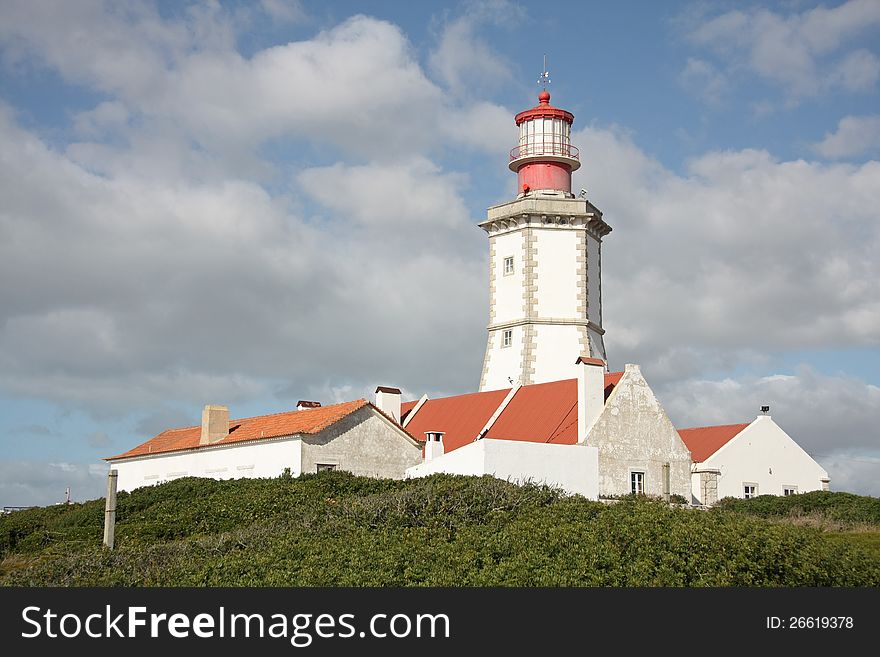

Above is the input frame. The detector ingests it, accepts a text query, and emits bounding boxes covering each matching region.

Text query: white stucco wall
[586,364,692,499]
[491,231,525,325]
[482,326,524,391]
[110,436,303,493]
[534,229,578,318]
[693,416,830,504]
[406,439,599,499]
[300,407,423,479]
[587,235,601,325]
[531,324,582,384]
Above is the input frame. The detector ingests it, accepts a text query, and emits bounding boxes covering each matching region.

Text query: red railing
[510,137,579,162]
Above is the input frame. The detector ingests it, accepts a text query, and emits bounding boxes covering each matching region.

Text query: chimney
[375,386,402,424]
[424,431,445,462]
[200,404,229,445]
[296,400,321,411]
[576,356,606,442]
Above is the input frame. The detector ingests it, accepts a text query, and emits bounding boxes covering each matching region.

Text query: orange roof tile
[108,399,370,460]
[403,373,623,453]
[677,423,750,462]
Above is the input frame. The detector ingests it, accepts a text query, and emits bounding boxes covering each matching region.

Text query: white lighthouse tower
[478,76,611,392]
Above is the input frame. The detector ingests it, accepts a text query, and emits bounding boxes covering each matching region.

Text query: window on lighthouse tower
[502,329,513,348]
[503,256,514,276]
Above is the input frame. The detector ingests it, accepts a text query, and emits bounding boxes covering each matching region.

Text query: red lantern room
[509,89,580,196]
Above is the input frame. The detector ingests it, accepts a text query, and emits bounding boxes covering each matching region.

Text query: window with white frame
[743,483,758,499]
[503,256,514,276]
[502,329,512,348]
[631,471,645,495]
[783,486,798,496]
[316,463,337,473]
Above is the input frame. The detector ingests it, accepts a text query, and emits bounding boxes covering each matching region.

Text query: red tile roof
[403,373,623,453]
[108,399,370,460]
[485,378,579,444]
[677,423,749,462]
[403,388,511,454]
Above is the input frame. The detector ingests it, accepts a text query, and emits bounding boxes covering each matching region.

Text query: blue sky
[0,0,878,505]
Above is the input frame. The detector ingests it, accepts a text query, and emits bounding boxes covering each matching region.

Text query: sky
[0,0,878,507]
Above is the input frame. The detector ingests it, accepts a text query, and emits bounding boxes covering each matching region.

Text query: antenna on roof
[538,53,550,90]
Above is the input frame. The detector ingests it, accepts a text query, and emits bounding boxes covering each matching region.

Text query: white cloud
[427,0,521,96]
[297,158,470,230]
[73,101,131,138]
[828,48,880,91]
[1,5,512,165]
[0,102,486,415]
[259,0,307,25]
[0,461,107,507]
[572,126,880,381]
[814,114,880,158]
[815,454,880,497]
[679,57,728,104]
[682,0,880,100]
[0,0,199,99]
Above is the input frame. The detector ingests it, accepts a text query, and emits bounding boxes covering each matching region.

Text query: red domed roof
[514,91,574,126]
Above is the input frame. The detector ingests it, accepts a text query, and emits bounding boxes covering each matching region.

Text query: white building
[679,414,830,506]
[106,397,423,492]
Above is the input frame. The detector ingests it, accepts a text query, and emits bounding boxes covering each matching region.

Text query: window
[503,256,514,276]
[502,329,513,348]
[316,464,337,473]
[631,471,645,495]
[743,484,758,499]
[783,486,798,496]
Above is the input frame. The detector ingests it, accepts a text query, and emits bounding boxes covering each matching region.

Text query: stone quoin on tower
[478,79,612,392]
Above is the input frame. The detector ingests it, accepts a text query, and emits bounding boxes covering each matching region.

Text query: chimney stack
[424,431,445,462]
[375,386,402,424]
[576,356,606,443]
[296,400,321,411]
[200,404,229,445]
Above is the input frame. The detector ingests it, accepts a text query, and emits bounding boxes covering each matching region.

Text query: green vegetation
[2,473,878,586]
[712,491,880,562]
[714,491,880,527]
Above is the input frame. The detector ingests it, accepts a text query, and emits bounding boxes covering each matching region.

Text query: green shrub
[2,475,878,587]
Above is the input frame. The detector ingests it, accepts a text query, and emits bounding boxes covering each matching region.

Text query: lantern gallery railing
[510,138,579,161]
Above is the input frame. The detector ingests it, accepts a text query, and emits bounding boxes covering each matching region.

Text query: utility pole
[103,469,118,549]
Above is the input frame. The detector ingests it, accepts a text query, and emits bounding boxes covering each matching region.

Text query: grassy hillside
[2,473,878,586]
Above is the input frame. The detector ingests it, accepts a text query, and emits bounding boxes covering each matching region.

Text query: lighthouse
[478,77,612,391]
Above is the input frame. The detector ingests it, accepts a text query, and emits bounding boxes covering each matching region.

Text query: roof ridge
[159,398,369,434]
[678,422,750,431]
[234,398,366,423]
